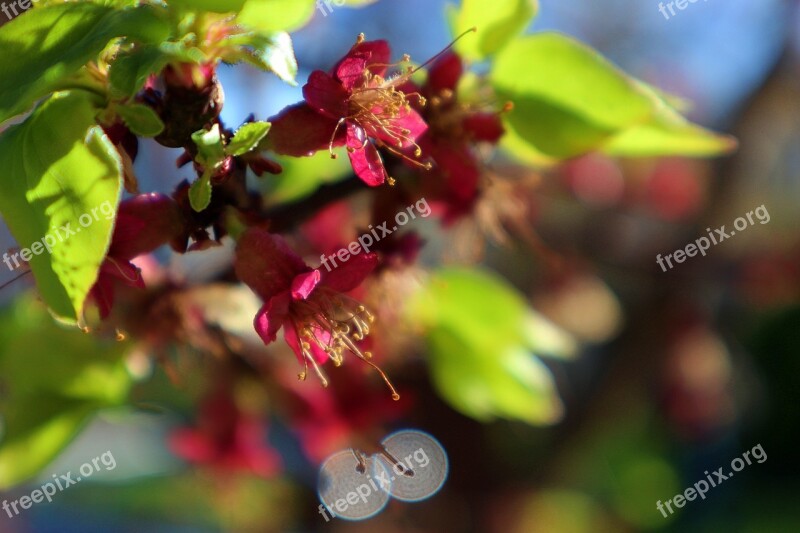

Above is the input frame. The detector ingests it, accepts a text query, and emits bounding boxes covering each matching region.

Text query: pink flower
[265,35,429,187]
[409,51,506,223]
[234,228,400,399]
[89,193,184,318]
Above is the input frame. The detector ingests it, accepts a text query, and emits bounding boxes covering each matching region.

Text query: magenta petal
[110,193,183,261]
[396,107,428,144]
[303,70,349,118]
[235,229,311,302]
[321,253,378,293]
[253,295,290,345]
[335,55,369,91]
[284,325,330,365]
[346,124,387,186]
[356,40,391,75]
[335,40,391,89]
[291,270,321,300]
[370,107,428,149]
[264,103,345,157]
[463,113,505,143]
[427,51,463,94]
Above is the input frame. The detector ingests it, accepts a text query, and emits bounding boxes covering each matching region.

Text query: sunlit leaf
[408,268,576,424]
[0,92,122,322]
[237,0,317,34]
[492,33,735,160]
[261,148,351,206]
[0,3,170,124]
[0,296,132,489]
[450,0,538,61]
[227,121,271,156]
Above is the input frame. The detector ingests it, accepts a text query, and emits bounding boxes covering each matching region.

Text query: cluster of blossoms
[87,30,512,475]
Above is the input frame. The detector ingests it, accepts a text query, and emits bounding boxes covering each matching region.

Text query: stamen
[289,289,400,400]
[329,117,347,158]
[407,27,477,77]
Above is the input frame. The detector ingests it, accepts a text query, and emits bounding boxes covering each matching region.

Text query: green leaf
[450,0,538,61]
[0,295,132,489]
[257,32,298,84]
[189,173,213,212]
[226,121,271,156]
[168,0,248,13]
[0,3,170,125]
[116,103,165,137]
[492,33,655,159]
[262,148,351,206]
[492,33,735,159]
[109,42,206,98]
[0,92,122,323]
[408,268,576,425]
[237,0,317,34]
[192,124,226,167]
[222,32,298,85]
[601,94,738,156]
[189,125,226,211]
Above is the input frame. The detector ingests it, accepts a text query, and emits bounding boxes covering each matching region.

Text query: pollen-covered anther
[290,292,399,399]
[356,33,366,45]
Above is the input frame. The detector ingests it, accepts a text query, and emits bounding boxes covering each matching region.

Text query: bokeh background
[1,0,799,531]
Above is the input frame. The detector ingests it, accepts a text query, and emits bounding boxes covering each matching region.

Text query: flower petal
[235,229,311,302]
[264,103,345,157]
[110,193,184,261]
[303,70,349,118]
[346,124,387,186]
[335,40,391,89]
[431,142,481,202]
[291,270,321,300]
[463,113,505,143]
[253,295,290,345]
[369,106,428,149]
[426,51,463,94]
[320,252,378,293]
[284,324,330,365]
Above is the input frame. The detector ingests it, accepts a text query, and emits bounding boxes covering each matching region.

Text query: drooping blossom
[234,228,400,399]
[88,193,184,319]
[265,35,430,187]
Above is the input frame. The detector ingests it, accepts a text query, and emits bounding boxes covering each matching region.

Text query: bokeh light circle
[317,449,392,521]
[377,429,449,502]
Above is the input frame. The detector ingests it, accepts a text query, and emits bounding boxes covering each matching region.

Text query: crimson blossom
[409,51,506,223]
[234,228,399,399]
[265,35,430,187]
[88,193,184,319]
